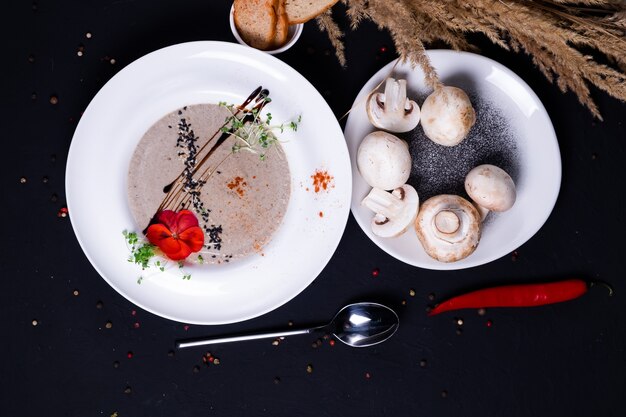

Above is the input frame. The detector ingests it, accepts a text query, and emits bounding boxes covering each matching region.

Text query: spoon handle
[176,327,321,349]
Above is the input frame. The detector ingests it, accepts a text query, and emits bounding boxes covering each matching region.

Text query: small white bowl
[229,5,303,55]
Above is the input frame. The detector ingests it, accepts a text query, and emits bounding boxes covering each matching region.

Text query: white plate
[344,50,561,270]
[66,41,351,324]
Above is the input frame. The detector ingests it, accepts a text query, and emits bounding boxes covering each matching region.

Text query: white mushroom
[357,131,412,190]
[421,86,476,146]
[361,185,419,238]
[465,164,516,219]
[367,78,420,133]
[414,194,481,262]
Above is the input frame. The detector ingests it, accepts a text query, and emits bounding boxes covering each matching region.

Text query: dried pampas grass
[316,0,626,119]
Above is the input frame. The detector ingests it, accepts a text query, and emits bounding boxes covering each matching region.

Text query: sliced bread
[233,0,278,50]
[284,0,340,24]
[271,0,289,48]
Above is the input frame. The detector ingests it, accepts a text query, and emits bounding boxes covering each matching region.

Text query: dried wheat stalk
[317,0,626,119]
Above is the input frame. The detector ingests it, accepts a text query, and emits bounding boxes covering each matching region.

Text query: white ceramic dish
[344,50,561,270]
[229,5,303,55]
[66,41,351,324]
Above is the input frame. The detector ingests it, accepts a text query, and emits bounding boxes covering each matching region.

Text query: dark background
[2,1,625,416]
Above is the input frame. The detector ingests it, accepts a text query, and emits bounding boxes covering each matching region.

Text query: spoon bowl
[176,302,399,349]
[330,302,399,347]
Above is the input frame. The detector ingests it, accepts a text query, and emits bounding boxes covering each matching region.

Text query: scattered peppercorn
[456,318,464,326]
[127,351,133,359]
[73,289,79,296]
[167,350,175,357]
[123,386,132,394]
[105,321,112,329]
[42,176,49,183]
[213,358,220,365]
[20,177,27,184]
[86,32,92,39]
[49,95,58,105]
[306,364,313,374]
[441,390,448,398]
[486,319,493,327]
[455,328,463,335]
[329,339,335,347]
[51,193,58,202]
[192,365,200,373]
[477,308,486,316]
[57,207,68,217]
[133,322,140,329]
[113,361,120,368]
[365,372,371,379]
[31,319,38,326]
[110,58,116,65]
[409,289,416,297]
[288,321,294,327]
[372,268,380,277]
[401,299,407,306]
[428,293,436,301]
[96,300,104,309]
[28,54,35,63]
[273,377,281,384]
[272,339,280,346]
[31,92,37,100]
[419,359,427,368]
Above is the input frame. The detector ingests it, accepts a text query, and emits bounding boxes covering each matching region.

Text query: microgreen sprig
[219,101,301,160]
[123,230,193,282]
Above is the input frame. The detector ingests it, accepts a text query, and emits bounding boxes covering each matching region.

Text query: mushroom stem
[362,187,404,219]
[434,210,460,234]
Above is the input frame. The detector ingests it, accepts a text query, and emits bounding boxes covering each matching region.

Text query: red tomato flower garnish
[146,210,204,261]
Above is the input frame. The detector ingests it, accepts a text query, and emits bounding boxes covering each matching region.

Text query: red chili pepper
[428,279,612,316]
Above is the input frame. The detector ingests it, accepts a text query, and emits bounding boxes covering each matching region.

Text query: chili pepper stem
[589,281,615,297]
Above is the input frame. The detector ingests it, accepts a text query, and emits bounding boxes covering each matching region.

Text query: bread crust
[271,0,289,48]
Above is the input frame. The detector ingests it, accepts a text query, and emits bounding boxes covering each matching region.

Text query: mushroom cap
[414,194,481,262]
[421,86,476,147]
[357,131,412,190]
[465,164,516,212]
[362,185,420,238]
[366,78,420,133]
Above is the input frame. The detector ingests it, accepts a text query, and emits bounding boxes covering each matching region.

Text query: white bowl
[229,4,303,55]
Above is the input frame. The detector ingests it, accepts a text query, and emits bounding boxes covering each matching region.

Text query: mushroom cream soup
[127,103,291,265]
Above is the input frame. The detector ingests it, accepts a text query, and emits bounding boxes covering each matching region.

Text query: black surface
[2,1,625,416]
